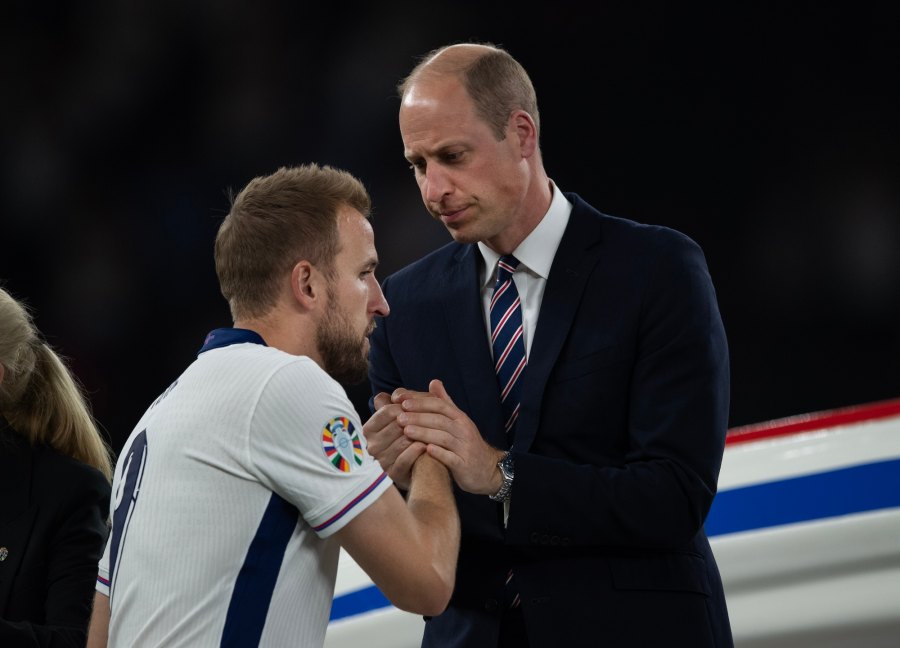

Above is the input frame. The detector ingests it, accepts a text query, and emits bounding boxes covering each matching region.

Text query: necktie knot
[496,255,521,283]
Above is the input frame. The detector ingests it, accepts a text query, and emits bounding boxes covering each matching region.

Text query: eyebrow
[405,141,465,162]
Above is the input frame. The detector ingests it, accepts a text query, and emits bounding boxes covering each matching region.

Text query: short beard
[315,289,370,385]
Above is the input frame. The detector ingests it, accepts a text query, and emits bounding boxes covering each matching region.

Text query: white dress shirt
[478,181,573,359]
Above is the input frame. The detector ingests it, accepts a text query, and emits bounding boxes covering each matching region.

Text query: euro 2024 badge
[322,416,364,473]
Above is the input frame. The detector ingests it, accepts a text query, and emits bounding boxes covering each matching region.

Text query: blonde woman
[0,286,112,648]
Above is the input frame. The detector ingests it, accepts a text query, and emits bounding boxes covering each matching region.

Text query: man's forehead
[402,75,470,112]
[336,209,377,256]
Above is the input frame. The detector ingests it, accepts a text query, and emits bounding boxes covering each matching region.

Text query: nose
[369,276,390,318]
[423,164,452,204]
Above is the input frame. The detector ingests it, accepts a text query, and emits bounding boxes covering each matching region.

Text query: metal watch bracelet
[488,451,514,502]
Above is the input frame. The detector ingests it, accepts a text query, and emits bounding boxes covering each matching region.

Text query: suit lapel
[440,245,507,448]
[514,198,605,452]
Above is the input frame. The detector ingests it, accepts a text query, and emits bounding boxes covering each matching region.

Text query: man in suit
[364,43,733,647]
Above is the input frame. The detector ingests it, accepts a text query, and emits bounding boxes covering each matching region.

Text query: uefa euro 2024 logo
[321,416,364,473]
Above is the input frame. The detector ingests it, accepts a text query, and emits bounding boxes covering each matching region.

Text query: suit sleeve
[0,466,111,648]
[507,233,730,549]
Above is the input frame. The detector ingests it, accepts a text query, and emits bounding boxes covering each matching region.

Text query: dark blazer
[0,418,110,648]
[369,194,733,647]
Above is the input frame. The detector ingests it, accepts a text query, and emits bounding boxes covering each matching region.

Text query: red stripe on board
[726,397,900,446]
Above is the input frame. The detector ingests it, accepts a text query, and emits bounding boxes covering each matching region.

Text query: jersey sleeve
[96,534,111,597]
[247,358,392,538]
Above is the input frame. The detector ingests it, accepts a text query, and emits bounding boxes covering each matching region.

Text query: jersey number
[108,429,148,605]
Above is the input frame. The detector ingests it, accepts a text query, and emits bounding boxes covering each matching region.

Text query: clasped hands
[363,379,505,495]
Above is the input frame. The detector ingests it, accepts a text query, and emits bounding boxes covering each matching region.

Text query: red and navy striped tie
[491,255,526,609]
[490,255,527,439]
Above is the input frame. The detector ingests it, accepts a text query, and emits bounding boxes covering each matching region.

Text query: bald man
[364,43,734,647]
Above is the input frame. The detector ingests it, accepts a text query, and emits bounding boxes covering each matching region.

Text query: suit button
[484,598,499,612]
[561,537,571,547]
[530,532,540,544]
[540,534,549,545]
[550,535,560,546]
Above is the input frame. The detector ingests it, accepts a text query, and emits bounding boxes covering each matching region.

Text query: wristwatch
[489,451,514,502]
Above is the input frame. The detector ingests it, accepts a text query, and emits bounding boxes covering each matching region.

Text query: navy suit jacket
[368,194,733,647]
[0,419,110,648]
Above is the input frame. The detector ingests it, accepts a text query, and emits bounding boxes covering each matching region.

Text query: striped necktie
[491,255,527,610]
[490,255,527,439]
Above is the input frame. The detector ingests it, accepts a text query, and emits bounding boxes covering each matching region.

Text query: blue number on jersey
[108,429,148,606]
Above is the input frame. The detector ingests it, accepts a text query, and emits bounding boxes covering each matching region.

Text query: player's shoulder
[197,340,322,379]
[259,352,346,402]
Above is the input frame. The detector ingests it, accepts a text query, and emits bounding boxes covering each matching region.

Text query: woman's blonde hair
[0,286,112,480]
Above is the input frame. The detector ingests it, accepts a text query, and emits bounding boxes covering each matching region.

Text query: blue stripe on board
[705,458,900,536]
[330,583,391,621]
[221,494,299,647]
[329,458,900,622]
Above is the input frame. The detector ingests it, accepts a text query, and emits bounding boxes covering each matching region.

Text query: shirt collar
[198,327,267,355]
[478,180,573,286]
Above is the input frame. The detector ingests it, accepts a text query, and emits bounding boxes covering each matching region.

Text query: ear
[509,110,538,158]
[290,260,322,309]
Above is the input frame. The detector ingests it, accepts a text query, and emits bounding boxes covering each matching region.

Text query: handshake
[364,379,508,498]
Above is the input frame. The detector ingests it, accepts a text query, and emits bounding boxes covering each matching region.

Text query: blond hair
[215,163,372,321]
[0,287,112,480]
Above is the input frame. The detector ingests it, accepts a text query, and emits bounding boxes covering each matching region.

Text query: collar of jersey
[198,327,267,355]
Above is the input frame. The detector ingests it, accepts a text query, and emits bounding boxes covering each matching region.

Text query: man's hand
[398,379,505,495]
[364,391,426,490]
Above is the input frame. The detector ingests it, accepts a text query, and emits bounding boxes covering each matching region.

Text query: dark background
[3,1,899,457]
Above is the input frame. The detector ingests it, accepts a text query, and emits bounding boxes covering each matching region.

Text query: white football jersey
[96,329,391,647]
